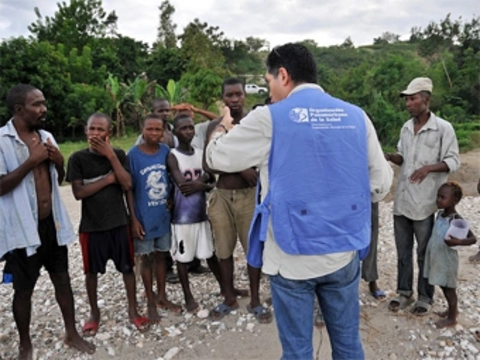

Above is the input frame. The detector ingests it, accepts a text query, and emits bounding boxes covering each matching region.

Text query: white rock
[97,333,111,341]
[197,309,209,319]
[107,347,115,357]
[246,323,255,332]
[389,353,397,360]
[164,347,180,360]
[442,330,454,337]
[123,327,132,336]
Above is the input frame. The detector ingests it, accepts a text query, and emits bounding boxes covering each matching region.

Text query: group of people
[0,42,478,360]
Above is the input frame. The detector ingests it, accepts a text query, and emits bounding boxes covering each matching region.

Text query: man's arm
[409,122,460,184]
[0,138,48,196]
[171,103,218,120]
[70,175,116,200]
[205,107,272,173]
[202,118,221,174]
[364,114,393,203]
[385,153,404,166]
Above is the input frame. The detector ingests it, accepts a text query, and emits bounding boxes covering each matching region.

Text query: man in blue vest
[206,43,393,360]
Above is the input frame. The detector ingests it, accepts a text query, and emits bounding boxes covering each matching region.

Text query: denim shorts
[134,231,171,255]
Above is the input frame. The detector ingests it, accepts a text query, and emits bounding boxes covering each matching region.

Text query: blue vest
[247,87,371,266]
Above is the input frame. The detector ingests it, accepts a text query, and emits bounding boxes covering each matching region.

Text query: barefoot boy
[126,114,181,321]
[66,113,148,335]
[167,114,222,312]
[0,84,95,359]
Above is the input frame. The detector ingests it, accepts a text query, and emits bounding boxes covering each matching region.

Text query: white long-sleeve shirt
[206,84,393,280]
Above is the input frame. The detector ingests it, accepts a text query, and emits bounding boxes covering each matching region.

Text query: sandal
[370,289,386,301]
[388,295,414,312]
[209,303,238,321]
[410,300,431,316]
[246,304,272,324]
[131,316,149,332]
[82,321,99,337]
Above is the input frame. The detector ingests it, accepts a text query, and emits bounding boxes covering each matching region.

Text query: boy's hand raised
[88,136,115,159]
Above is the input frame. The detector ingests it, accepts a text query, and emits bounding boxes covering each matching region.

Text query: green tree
[105,73,128,137]
[180,68,223,109]
[179,19,226,72]
[156,0,177,49]
[28,0,117,52]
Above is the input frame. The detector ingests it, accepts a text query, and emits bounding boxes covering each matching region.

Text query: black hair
[222,78,244,95]
[172,113,192,129]
[440,181,463,203]
[151,98,169,110]
[266,43,317,84]
[6,84,38,113]
[143,113,163,124]
[88,112,112,127]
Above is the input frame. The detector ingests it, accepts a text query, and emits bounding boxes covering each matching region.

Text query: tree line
[1,0,479,149]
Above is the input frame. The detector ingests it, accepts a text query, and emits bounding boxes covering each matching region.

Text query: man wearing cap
[386,77,460,315]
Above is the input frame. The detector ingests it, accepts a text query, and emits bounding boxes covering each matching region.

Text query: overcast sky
[0,0,477,47]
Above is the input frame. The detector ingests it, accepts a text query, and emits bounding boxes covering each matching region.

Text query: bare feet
[64,333,96,354]
[435,310,449,318]
[157,298,182,315]
[185,299,199,313]
[18,342,33,360]
[435,310,458,318]
[469,252,480,263]
[435,318,457,328]
[147,303,162,323]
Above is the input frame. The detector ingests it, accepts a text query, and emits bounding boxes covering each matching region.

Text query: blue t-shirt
[128,144,171,239]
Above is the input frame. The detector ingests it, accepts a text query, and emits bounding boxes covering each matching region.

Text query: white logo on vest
[289,108,309,123]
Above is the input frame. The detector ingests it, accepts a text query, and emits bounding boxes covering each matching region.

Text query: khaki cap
[400,77,433,97]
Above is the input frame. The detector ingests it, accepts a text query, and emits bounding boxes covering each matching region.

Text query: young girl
[424,182,477,328]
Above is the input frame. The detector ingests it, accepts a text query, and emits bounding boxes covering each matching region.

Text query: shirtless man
[0,84,95,359]
[204,78,272,323]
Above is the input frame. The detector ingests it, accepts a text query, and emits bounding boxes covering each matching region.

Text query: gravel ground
[1,155,479,360]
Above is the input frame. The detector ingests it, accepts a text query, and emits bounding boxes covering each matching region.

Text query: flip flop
[131,316,149,332]
[209,303,238,321]
[370,289,386,301]
[246,304,273,324]
[82,321,99,337]
[388,295,414,312]
[410,300,431,317]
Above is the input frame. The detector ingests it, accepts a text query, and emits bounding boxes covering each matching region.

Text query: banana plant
[154,79,184,105]
[105,73,128,137]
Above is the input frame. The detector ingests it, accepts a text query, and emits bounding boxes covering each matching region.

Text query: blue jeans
[394,215,434,303]
[270,255,364,360]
